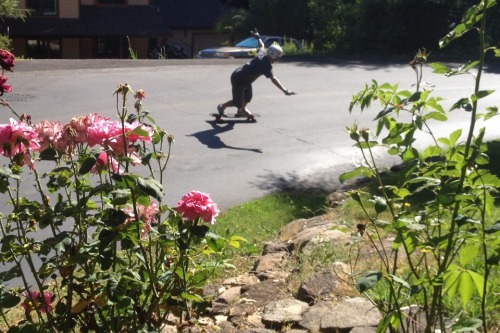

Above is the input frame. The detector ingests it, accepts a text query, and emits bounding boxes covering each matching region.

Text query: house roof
[5,5,170,38]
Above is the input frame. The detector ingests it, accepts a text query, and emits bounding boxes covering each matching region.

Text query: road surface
[5,58,500,211]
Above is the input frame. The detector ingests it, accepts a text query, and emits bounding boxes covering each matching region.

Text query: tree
[219,0,249,9]
[0,0,26,49]
[244,0,310,39]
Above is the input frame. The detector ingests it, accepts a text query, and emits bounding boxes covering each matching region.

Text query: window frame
[26,38,62,59]
[26,0,58,16]
[96,0,127,5]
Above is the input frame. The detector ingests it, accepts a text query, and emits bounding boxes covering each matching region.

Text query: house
[4,0,230,59]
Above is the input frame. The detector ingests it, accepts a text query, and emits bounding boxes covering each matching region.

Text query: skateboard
[210,113,260,124]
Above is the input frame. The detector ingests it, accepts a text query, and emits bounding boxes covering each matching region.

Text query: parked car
[196,35,302,59]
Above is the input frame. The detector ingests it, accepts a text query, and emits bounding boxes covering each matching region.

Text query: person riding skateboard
[217,32,295,117]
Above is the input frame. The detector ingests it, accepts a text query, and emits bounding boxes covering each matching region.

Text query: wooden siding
[62,38,80,58]
[60,1,79,18]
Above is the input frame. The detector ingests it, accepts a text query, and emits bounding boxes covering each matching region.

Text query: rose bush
[0,52,244,333]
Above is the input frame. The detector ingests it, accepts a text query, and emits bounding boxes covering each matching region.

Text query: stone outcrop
[162,200,386,333]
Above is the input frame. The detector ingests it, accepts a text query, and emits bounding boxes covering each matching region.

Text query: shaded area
[188,121,262,153]
[252,168,343,195]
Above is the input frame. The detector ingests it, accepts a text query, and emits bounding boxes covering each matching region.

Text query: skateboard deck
[210,113,260,123]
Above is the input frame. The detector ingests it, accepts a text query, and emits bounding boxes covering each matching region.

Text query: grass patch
[213,191,327,256]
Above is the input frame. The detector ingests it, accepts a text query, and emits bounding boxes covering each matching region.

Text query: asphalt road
[5,57,500,211]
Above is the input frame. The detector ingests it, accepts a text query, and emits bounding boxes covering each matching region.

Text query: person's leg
[218,74,241,115]
[236,84,253,115]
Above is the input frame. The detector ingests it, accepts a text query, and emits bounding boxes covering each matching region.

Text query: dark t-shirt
[232,50,273,85]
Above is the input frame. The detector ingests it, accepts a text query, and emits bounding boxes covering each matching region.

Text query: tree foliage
[221,0,500,56]
[0,0,26,50]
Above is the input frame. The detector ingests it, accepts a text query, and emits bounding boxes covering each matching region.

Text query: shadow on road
[188,121,263,153]
[251,168,341,194]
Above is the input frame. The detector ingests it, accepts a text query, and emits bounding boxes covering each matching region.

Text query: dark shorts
[231,72,252,108]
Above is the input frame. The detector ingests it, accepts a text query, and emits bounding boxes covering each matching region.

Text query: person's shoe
[217,104,227,116]
[235,108,252,117]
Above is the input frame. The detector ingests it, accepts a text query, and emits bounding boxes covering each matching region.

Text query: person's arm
[257,37,264,49]
[271,76,295,95]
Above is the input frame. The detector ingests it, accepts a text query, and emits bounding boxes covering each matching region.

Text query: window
[26,0,57,16]
[27,39,61,59]
[97,0,126,4]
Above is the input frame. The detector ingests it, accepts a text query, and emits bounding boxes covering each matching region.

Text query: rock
[164,213,393,332]
[351,327,378,333]
[277,215,350,251]
[320,297,382,330]
[223,273,260,286]
[261,298,309,328]
[326,191,348,207]
[160,324,177,333]
[254,251,290,280]
[240,280,290,308]
[297,262,357,304]
[298,301,334,332]
[216,286,241,304]
[262,241,290,254]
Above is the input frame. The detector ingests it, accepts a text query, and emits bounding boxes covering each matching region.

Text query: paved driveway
[6,58,500,210]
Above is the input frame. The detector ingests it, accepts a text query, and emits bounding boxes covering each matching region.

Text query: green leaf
[356,271,382,293]
[424,111,447,122]
[0,266,21,282]
[101,208,128,227]
[0,291,21,308]
[484,222,500,234]
[451,317,483,332]
[444,265,461,298]
[468,270,484,298]
[79,156,97,175]
[107,277,128,303]
[429,62,452,74]
[137,177,164,200]
[471,90,494,102]
[389,274,410,289]
[181,293,204,303]
[129,126,150,138]
[373,196,387,214]
[39,147,58,161]
[459,244,479,266]
[339,166,371,183]
[0,166,20,180]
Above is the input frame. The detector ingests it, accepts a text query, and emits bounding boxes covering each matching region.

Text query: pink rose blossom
[91,151,123,174]
[0,75,12,95]
[177,191,219,224]
[34,120,64,151]
[69,113,110,144]
[134,89,146,100]
[21,290,54,313]
[125,121,153,143]
[122,201,159,238]
[0,119,40,157]
[0,49,15,72]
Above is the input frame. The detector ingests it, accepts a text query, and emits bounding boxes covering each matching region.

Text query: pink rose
[9,119,40,155]
[0,75,12,95]
[34,120,63,151]
[0,119,40,157]
[21,290,54,313]
[122,201,159,238]
[177,191,219,224]
[91,151,123,174]
[134,89,146,100]
[0,49,15,72]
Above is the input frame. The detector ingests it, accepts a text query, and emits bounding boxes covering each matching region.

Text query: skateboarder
[217,32,295,117]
